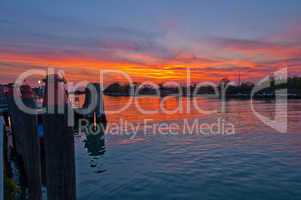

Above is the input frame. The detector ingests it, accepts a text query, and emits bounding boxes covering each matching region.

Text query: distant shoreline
[103,93,301,99]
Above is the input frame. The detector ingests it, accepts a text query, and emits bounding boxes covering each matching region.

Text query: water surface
[75,97,301,200]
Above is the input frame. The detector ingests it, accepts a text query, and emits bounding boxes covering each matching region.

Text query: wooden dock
[1,75,107,200]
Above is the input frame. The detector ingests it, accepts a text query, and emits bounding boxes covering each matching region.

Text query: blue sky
[0,0,301,83]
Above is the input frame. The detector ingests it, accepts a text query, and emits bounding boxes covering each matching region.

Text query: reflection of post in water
[83,129,105,168]
[82,83,107,169]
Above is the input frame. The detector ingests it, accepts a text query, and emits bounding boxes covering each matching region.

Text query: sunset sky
[0,0,301,84]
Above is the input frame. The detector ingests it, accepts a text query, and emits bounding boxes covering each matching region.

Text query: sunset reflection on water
[75,97,301,200]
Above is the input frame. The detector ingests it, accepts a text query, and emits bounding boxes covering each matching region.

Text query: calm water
[75,97,301,200]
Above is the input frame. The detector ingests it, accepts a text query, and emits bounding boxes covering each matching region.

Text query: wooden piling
[42,74,76,200]
[20,85,42,200]
[6,84,20,155]
[6,84,42,200]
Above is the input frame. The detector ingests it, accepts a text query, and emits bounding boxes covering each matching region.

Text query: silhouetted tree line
[219,76,301,98]
[103,76,301,99]
[2,76,299,99]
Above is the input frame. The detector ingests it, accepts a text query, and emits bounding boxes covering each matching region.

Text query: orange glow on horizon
[0,48,298,84]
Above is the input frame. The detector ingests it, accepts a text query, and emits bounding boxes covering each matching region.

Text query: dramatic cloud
[210,38,301,58]
[0,1,300,83]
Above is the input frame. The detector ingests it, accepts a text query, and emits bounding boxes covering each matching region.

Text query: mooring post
[19,85,42,200]
[6,84,20,154]
[5,84,42,200]
[42,74,76,200]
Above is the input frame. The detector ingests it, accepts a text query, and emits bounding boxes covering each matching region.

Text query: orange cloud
[0,37,300,84]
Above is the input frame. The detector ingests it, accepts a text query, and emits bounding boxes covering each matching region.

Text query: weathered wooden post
[42,74,76,200]
[6,84,19,154]
[19,85,42,200]
[6,84,42,200]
